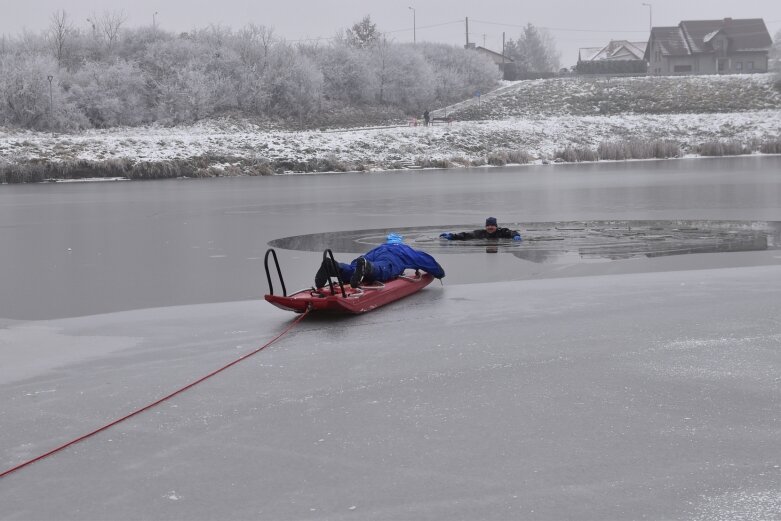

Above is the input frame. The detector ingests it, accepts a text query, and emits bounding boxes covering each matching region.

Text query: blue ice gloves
[513,235,522,241]
[439,232,453,240]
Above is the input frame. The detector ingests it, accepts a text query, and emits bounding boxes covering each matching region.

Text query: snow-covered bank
[1,110,780,173]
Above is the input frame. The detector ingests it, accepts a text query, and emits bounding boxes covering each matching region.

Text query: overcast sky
[1,0,779,66]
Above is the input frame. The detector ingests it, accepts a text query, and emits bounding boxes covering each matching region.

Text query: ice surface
[1,264,780,520]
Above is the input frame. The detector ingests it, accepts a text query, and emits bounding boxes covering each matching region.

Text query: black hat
[485,217,498,226]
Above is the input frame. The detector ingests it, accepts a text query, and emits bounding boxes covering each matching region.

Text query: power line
[471,17,781,35]
[384,19,464,35]
[470,18,648,34]
[287,18,463,43]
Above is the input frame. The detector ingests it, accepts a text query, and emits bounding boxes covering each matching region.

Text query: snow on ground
[1,110,780,167]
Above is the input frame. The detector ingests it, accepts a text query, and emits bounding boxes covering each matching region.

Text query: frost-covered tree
[314,43,376,104]
[116,26,171,63]
[0,15,503,130]
[0,53,52,128]
[370,43,435,111]
[371,37,393,104]
[194,24,233,52]
[345,15,381,50]
[176,65,225,121]
[227,25,275,112]
[262,43,323,123]
[139,35,236,124]
[85,10,127,56]
[234,24,274,68]
[772,29,781,61]
[0,53,85,130]
[505,23,560,73]
[503,38,529,74]
[67,60,149,127]
[419,42,501,102]
[16,29,47,55]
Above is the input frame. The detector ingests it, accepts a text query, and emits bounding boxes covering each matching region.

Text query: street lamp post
[408,6,416,44]
[47,75,53,114]
[47,75,53,129]
[641,3,653,32]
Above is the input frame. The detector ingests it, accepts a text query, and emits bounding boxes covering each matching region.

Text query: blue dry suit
[337,243,445,283]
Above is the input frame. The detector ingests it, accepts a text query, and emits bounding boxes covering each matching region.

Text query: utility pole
[502,32,506,79]
[408,7,415,44]
[47,75,53,113]
[465,17,469,48]
[47,75,54,128]
[153,11,158,30]
[641,3,653,32]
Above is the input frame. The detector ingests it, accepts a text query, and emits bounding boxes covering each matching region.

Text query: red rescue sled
[264,248,435,314]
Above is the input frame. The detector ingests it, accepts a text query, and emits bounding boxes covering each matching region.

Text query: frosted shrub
[507,150,533,164]
[487,151,508,165]
[417,158,452,169]
[597,141,628,160]
[555,146,597,162]
[69,60,150,127]
[651,140,681,158]
[0,162,46,183]
[759,138,781,153]
[128,160,184,179]
[697,140,749,156]
[246,159,274,176]
[556,147,578,162]
[598,140,681,160]
[310,155,349,172]
[485,149,533,165]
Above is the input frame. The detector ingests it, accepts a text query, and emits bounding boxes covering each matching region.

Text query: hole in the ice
[268,221,781,263]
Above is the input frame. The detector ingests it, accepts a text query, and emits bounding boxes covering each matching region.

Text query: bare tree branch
[99,10,127,52]
[47,10,73,66]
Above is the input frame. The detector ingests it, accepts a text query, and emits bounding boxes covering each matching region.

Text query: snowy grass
[445,73,781,120]
[1,74,780,182]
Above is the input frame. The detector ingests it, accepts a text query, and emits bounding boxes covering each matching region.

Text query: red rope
[0,310,309,479]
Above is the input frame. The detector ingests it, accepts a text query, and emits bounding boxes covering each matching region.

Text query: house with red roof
[644,18,772,75]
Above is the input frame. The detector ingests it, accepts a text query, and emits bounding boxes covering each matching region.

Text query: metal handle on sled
[264,248,287,296]
[322,249,347,298]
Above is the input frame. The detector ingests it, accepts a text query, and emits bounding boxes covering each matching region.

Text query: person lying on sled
[315,233,445,289]
[439,216,522,241]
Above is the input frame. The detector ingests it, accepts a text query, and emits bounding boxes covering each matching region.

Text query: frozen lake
[1,155,780,320]
[1,156,780,519]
